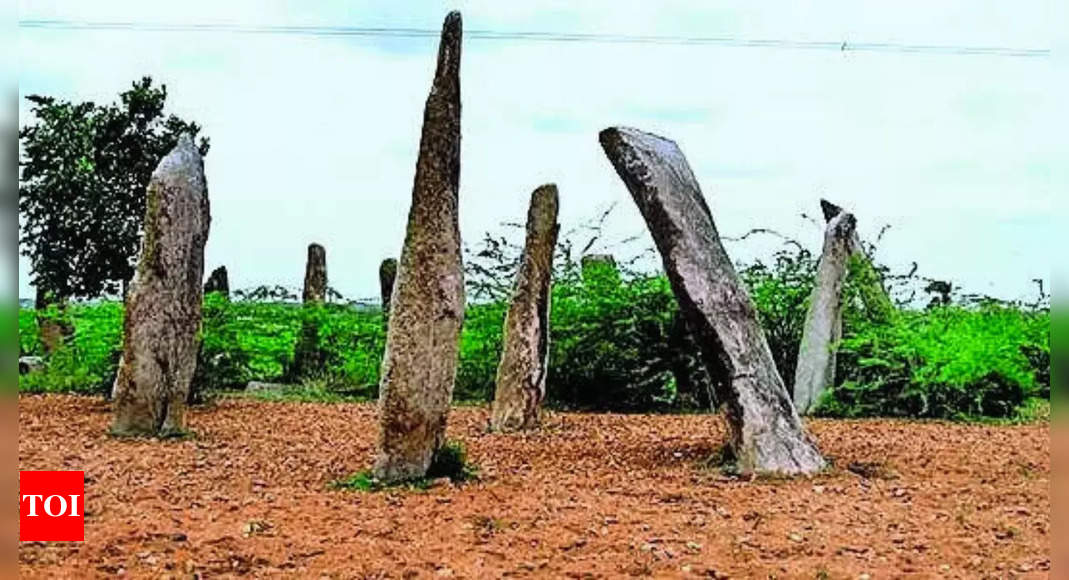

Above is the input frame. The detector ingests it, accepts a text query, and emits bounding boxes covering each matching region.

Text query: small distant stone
[245,381,287,393]
[789,533,804,543]
[18,356,44,375]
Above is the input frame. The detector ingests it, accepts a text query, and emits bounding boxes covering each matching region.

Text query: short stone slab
[19,356,45,375]
[245,381,288,393]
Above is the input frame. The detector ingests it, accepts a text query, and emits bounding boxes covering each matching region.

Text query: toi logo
[19,471,85,542]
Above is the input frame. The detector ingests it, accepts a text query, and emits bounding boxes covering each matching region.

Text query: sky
[15,0,1065,303]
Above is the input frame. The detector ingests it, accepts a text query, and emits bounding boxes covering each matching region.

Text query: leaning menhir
[598,126,824,475]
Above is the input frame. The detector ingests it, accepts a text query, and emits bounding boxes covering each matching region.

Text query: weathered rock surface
[294,243,328,378]
[204,265,229,298]
[111,134,210,436]
[379,258,398,330]
[374,11,466,483]
[820,199,895,322]
[793,211,856,415]
[490,184,560,431]
[598,126,824,475]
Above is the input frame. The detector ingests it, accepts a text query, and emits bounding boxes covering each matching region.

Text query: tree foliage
[19,77,209,300]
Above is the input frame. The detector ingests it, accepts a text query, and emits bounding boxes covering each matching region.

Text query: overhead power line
[18,19,1050,58]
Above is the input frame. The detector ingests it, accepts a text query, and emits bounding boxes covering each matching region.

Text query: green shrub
[547,265,682,411]
[455,300,507,401]
[329,439,476,492]
[818,304,1049,419]
[18,301,122,395]
[738,247,817,394]
[15,223,1051,422]
[427,439,477,482]
[18,308,38,356]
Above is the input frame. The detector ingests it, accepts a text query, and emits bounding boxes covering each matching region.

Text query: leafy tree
[19,77,209,302]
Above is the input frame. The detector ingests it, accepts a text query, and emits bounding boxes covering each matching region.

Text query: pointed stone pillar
[793,211,856,414]
[374,11,466,483]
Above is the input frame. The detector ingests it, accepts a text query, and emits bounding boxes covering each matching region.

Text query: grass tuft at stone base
[331,440,478,492]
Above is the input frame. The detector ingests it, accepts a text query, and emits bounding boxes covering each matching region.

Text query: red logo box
[19,471,85,542]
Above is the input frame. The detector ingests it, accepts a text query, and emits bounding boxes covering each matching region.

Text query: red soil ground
[18,395,1049,579]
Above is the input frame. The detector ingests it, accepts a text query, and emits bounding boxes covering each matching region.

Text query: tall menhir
[111,135,210,436]
[373,11,465,482]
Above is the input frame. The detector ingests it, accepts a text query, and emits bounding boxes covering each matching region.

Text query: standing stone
[34,284,74,354]
[302,244,328,304]
[598,126,824,475]
[793,211,857,415]
[111,135,210,436]
[19,356,45,375]
[820,199,895,322]
[490,184,560,431]
[293,243,327,378]
[204,265,229,298]
[580,254,617,277]
[373,11,465,483]
[379,258,398,330]
[191,264,229,405]
[34,287,73,356]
